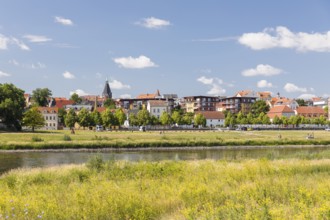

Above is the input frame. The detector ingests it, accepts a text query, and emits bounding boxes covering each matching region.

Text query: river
[1,146,330,174]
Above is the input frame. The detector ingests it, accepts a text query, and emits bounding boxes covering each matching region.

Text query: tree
[182,113,193,125]
[296,99,307,106]
[194,113,206,127]
[0,83,25,130]
[160,112,172,125]
[103,98,116,109]
[90,110,102,126]
[171,111,182,125]
[251,100,269,117]
[77,108,92,129]
[32,88,52,107]
[136,109,150,126]
[150,115,160,125]
[70,93,82,104]
[58,108,67,125]
[65,109,77,129]
[101,108,116,128]
[272,115,282,125]
[115,108,126,126]
[128,113,138,126]
[22,107,45,132]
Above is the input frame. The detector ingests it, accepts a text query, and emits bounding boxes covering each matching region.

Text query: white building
[196,111,225,127]
[38,107,59,130]
[147,100,170,119]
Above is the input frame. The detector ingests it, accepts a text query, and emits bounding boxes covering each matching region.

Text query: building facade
[182,96,219,113]
[38,107,59,130]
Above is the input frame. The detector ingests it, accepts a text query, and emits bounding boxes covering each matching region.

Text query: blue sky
[1,0,330,99]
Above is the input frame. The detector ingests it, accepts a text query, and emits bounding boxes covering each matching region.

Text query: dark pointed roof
[102,79,112,99]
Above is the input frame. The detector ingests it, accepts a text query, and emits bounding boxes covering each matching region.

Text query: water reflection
[1,147,330,174]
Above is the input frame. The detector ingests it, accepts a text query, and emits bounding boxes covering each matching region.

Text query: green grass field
[0,129,330,150]
[1,159,330,219]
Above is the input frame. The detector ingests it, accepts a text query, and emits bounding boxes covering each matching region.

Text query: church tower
[102,79,112,99]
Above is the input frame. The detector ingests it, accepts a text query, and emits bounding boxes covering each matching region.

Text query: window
[157,109,160,113]
[46,116,48,120]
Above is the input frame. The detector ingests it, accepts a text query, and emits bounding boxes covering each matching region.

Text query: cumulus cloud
[63,71,75,79]
[109,80,131,90]
[9,60,46,69]
[197,76,226,95]
[297,94,317,100]
[242,64,283,77]
[257,80,273,88]
[0,34,9,50]
[70,89,89,96]
[113,55,157,69]
[11,38,30,51]
[23,35,52,43]
[239,26,330,52]
[284,83,307,93]
[137,17,171,29]
[120,94,132,99]
[0,70,10,77]
[54,16,74,26]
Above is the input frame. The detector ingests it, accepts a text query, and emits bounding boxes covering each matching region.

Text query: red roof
[267,105,294,119]
[296,106,325,114]
[54,100,75,108]
[38,107,59,114]
[195,111,225,120]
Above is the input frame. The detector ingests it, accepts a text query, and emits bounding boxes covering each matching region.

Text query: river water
[1,146,330,175]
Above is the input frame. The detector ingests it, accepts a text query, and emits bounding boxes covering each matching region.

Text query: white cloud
[239,26,330,52]
[31,62,46,69]
[0,34,29,50]
[197,76,226,95]
[54,16,74,26]
[197,76,213,85]
[113,55,157,69]
[23,35,52,43]
[257,80,273,88]
[109,80,131,90]
[0,34,9,50]
[0,70,10,77]
[297,94,317,100]
[119,94,132,99]
[242,64,283,77]
[63,71,75,79]
[9,60,46,69]
[137,17,171,29]
[9,59,19,66]
[284,83,307,93]
[11,38,30,51]
[70,89,89,96]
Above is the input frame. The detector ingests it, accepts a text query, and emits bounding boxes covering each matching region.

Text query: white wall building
[38,107,59,130]
[196,111,225,127]
[147,100,170,119]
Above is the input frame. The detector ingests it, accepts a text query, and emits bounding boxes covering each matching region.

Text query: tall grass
[1,159,330,219]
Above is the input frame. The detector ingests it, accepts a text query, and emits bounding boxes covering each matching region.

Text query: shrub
[86,155,104,172]
[31,136,43,142]
[63,135,72,141]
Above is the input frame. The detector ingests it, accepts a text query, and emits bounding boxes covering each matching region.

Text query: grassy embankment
[1,130,330,150]
[1,158,330,219]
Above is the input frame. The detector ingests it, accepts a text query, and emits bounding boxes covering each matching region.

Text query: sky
[1,0,330,100]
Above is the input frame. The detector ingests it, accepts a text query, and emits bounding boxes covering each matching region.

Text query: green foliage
[63,135,72,141]
[86,155,104,172]
[115,108,126,125]
[31,136,43,142]
[296,98,307,106]
[103,98,116,109]
[0,83,25,130]
[129,113,138,126]
[194,113,206,127]
[101,108,116,128]
[22,107,45,132]
[182,113,193,125]
[171,111,182,125]
[65,109,77,128]
[69,93,82,104]
[90,110,102,127]
[58,108,67,125]
[160,111,172,125]
[32,88,52,107]
[77,108,92,129]
[251,100,270,116]
[136,109,151,126]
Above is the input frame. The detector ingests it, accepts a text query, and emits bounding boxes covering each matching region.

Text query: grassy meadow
[1,129,330,150]
[1,158,330,219]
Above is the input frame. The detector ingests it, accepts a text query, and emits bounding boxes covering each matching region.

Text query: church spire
[102,79,112,99]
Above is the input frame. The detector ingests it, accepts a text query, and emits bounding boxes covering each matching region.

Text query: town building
[267,105,295,122]
[147,100,171,119]
[182,96,219,113]
[195,111,225,127]
[38,107,59,130]
[295,106,326,118]
[219,90,257,114]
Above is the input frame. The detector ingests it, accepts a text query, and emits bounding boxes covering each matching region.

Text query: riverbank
[1,130,330,150]
[1,159,330,219]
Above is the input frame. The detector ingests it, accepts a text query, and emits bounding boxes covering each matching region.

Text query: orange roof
[54,97,68,101]
[267,105,294,119]
[257,92,271,99]
[54,100,75,108]
[296,106,325,114]
[137,90,161,99]
[38,107,59,113]
[195,111,225,120]
[236,90,252,97]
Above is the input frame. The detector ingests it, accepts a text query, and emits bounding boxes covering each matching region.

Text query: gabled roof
[137,90,161,99]
[54,99,74,108]
[235,90,257,98]
[257,92,272,100]
[296,106,325,114]
[38,107,59,114]
[148,100,168,107]
[195,111,225,120]
[267,105,295,119]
